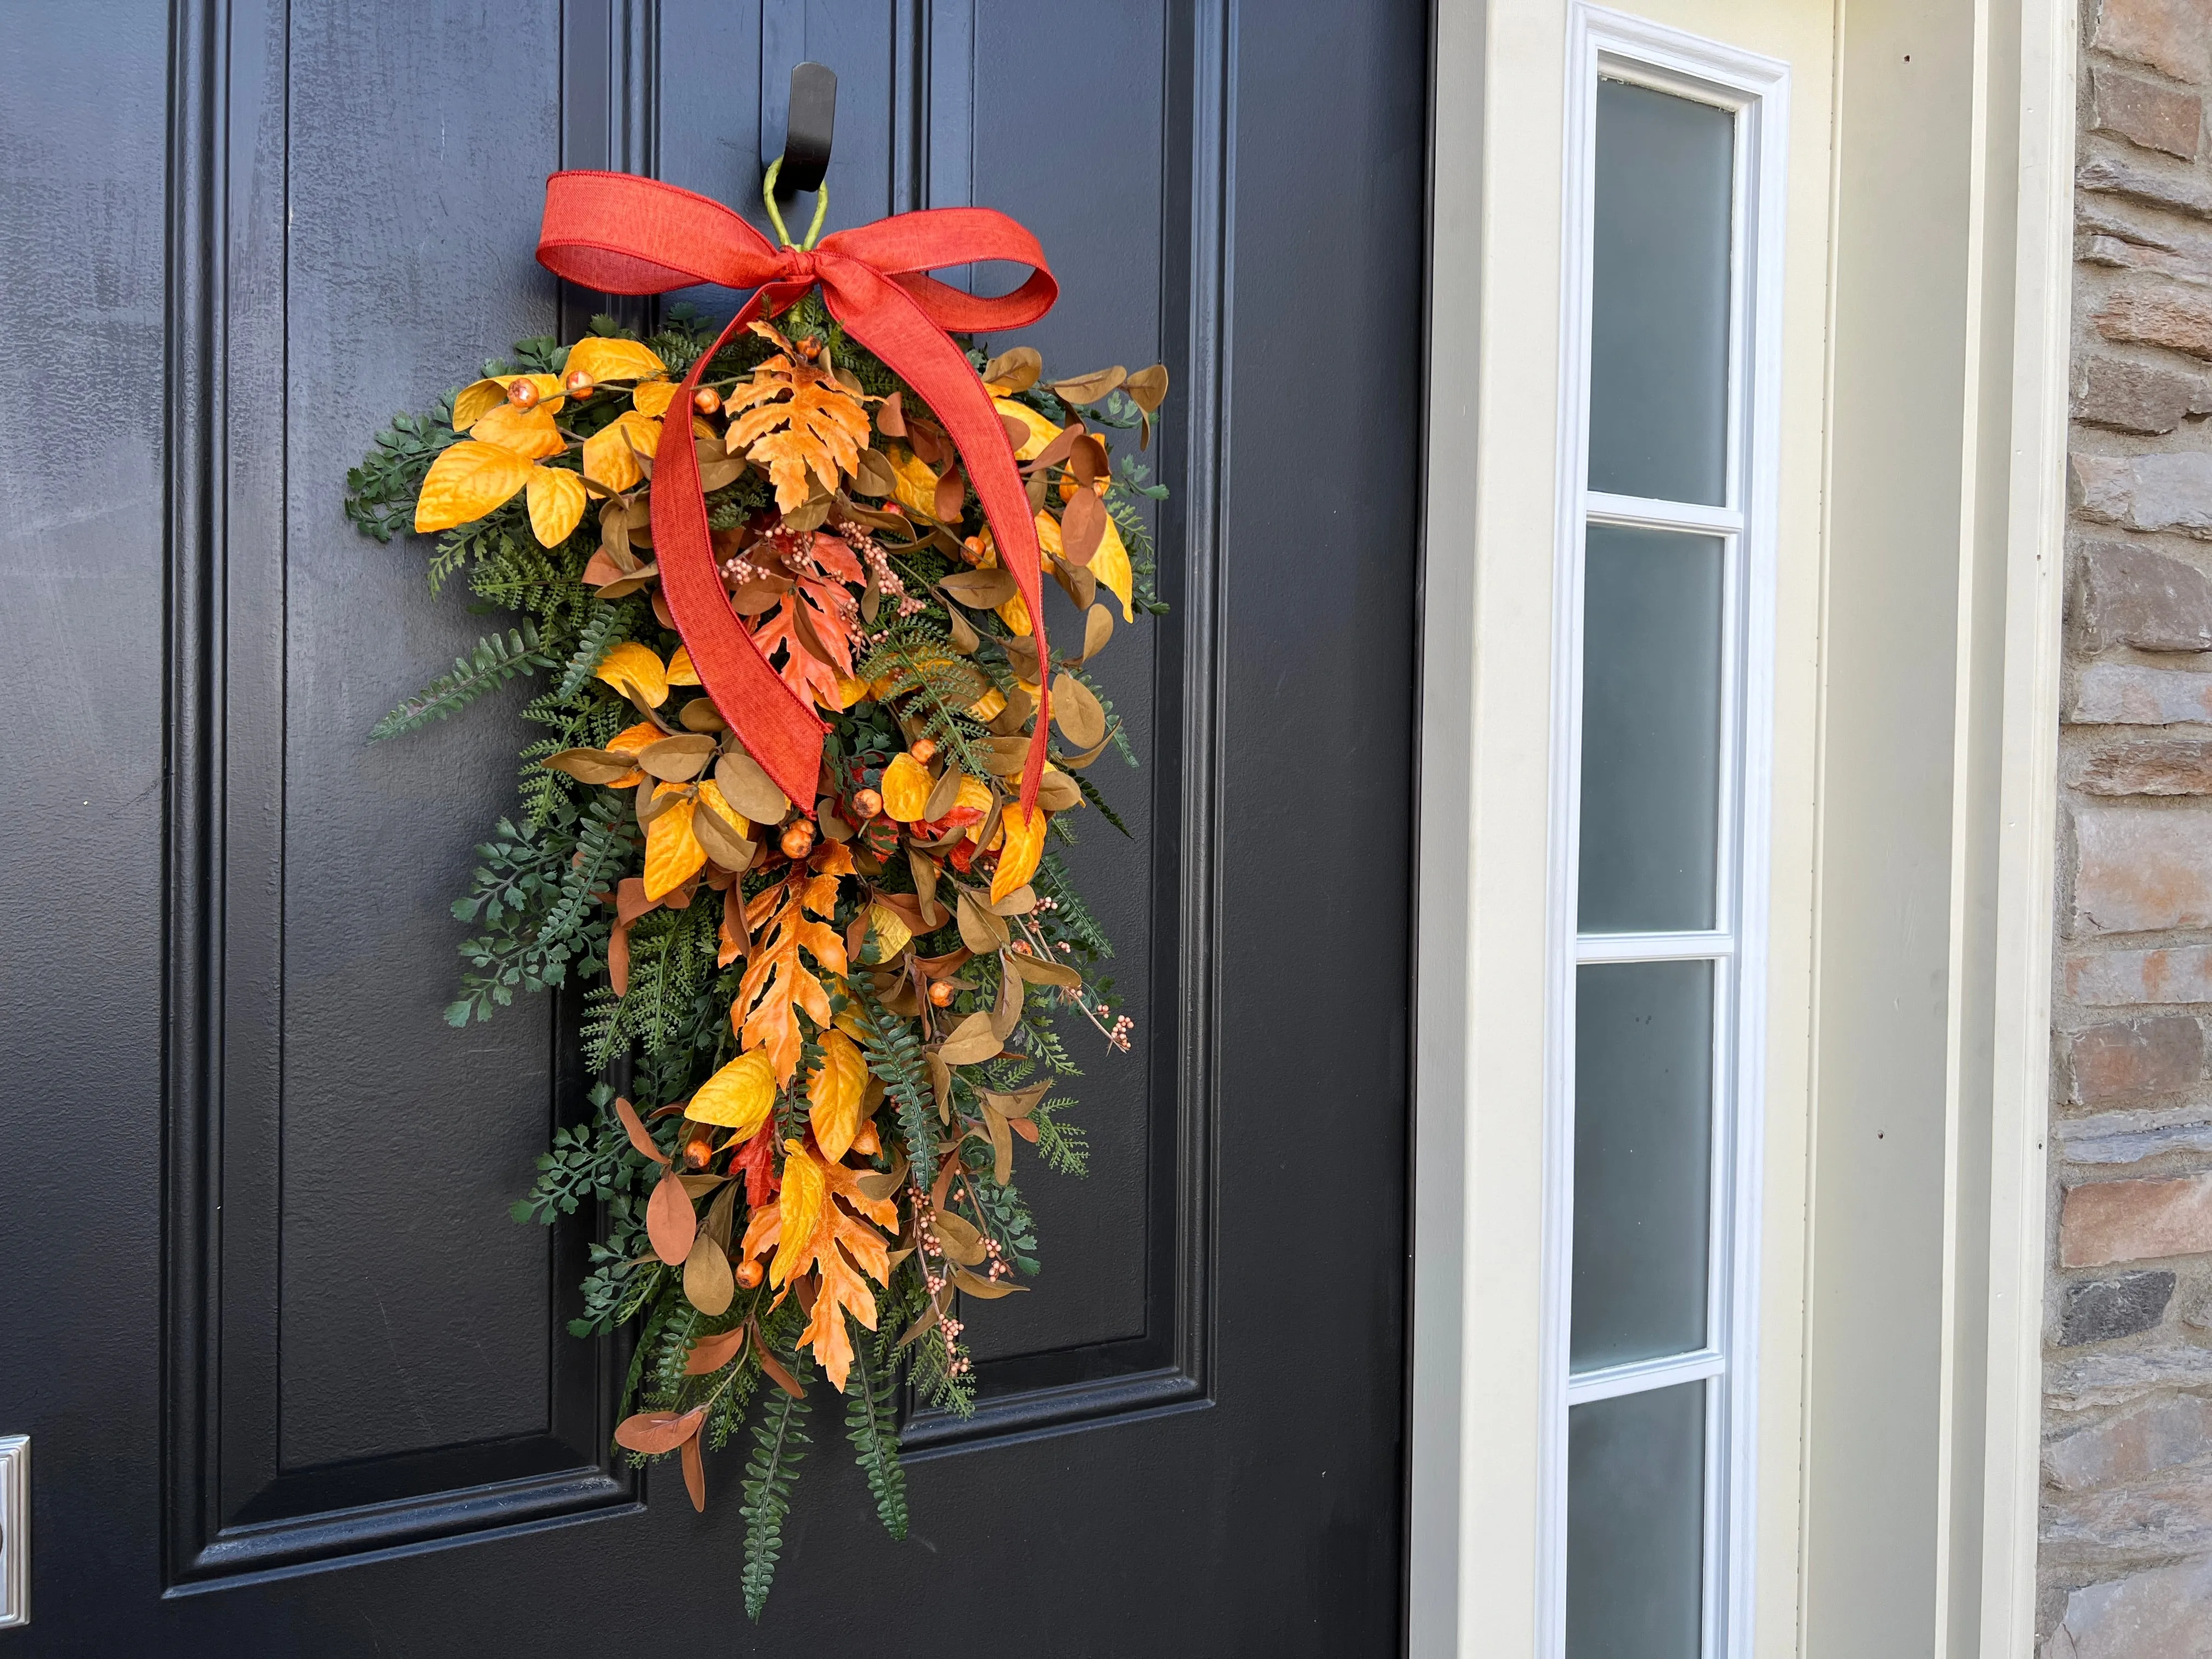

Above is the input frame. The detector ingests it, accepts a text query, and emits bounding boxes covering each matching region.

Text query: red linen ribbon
[535,170,1059,813]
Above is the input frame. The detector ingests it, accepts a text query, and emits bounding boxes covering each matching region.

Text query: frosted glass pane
[1571,960,1713,1370]
[1589,78,1733,506]
[1578,524,1724,934]
[1567,1383,1706,1659]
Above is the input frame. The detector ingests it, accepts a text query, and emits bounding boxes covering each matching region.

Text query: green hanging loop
[761,157,832,253]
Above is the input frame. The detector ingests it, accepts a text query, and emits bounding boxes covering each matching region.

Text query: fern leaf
[741,1361,814,1621]
[557,597,637,698]
[369,622,554,741]
[845,1328,908,1539]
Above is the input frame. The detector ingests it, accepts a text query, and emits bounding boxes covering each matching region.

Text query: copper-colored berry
[735,1258,765,1289]
[780,820,816,859]
[693,385,723,415]
[505,377,540,410]
[910,738,938,765]
[851,787,883,819]
[681,1132,714,1171]
[928,980,957,1008]
[852,1121,881,1157]
[563,368,596,398]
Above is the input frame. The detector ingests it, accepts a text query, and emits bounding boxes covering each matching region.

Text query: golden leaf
[414,441,535,533]
[595,641,670,707]
[769,1141,825,1288]
[563,336,668,385]
[992,803,1048,904]
[696,777,751,840]
[633,379,681,417]
[582,410,662,492]
[684,1234,734,1315]
[994,397,1060,461]
[453,375,565,431]
[667,645,700,685]
[807,1030,868,1161]
[887,448,942,520]
[470,402,566,460]
[607,720,661,757]
[735,870,849,1084]
[864,900,913,966]
[1092,514,1135,622]
[686,1049,776,1133]
[524,466,588,547]
[644,786,706,899]
[879,752,933,822]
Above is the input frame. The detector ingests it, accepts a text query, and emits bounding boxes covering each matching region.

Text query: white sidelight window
[1544,10,1786,1658]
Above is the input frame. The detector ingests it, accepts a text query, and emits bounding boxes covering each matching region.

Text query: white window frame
[1539,11,1788,1657]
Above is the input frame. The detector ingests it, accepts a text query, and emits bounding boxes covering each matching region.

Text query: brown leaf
[876,389,907,437]
[933,464,967,523]
[684,1233,735,1315]
[680,1435,707,1511]
[1123,364,1169,414]
[986,685,1036,737]
[1011,950,1082,988]
[647,1168,697,1265]
[714,746,791,822]
[1002,634,1041,682]
[981,346,1042,394]
[925,1050,953,1124]
[754,1339,806,1399]
[981,1099,1014,1183]
[975,734,1032,778]
[983,1082,1050,1120]
[895,1297,943,1349]
[1051,673,1107,750]
[1059,730,1117,770]
[945,604,980,654]
[1035,769,1084,811]
[616,1096,670,1165]
[684,1324,747,1375]
[852,447,899,498]
[1080,602,1113,662]
[937,1010,1004,1065]
[990,964,1024,1040]
[1060,488,1106,567]
[679,697,727,733]
[953,1266,1028,1299]
[908,849,946,928]
[932,1207,990,1266]
[637,733,718,781]
[988,884,1037,917]
[938,567,1018,608]
[957,890,1011,953]
[540,747,640,786]
[689,795,757,871]
[854,1150,909,1204]
[1047,365,1127,405]
[923,763,964,823]
[1051,558,1098,611]
[613,1404,706,1454]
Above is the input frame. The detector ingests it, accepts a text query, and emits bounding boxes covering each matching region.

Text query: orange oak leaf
[732,869,849,1084]
[724,337,872,512]
[739,1144,893,1392]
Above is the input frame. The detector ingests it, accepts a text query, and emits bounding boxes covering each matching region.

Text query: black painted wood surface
[0,2,1425,1650]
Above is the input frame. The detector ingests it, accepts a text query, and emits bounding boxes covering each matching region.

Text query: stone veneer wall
[2046,0,2212,1651]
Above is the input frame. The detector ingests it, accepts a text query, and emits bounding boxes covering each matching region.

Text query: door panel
[0,1,1424,1650]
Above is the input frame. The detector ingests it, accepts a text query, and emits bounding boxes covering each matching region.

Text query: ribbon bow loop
[535,169,1059,813]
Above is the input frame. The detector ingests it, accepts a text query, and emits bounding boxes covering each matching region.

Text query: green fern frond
[741,1355,814,1622]
[845,1329,908,1539]
[370,622,554,741]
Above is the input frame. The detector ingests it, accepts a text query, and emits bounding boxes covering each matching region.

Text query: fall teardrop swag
[345,202,1166,1614]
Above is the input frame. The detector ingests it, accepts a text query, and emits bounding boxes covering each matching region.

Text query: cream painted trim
[1410,0,2076,1653]
[1977,0,2076,1649]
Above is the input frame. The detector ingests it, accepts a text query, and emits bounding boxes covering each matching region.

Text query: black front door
[1,3,1425,1651]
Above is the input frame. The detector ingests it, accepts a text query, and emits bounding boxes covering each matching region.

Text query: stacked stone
[2049,2,2212,1651]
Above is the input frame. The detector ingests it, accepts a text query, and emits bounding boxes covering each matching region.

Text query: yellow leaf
[583,410,663,492]
[992,803,1047,904]
[686,1049,776,1132]
[864,900,913,965]
[414,441,535,533]
[644,787,706,899]
[524,466,588,547]
[607,720,662,756]
[994,397,1060,461]
[888,447,941,519]
[453,375,565,431]
[563,336,668,385]
[879,753,933,821]
[834,1003,870,1043]
[1092,513,1135,622]
[470,402,566,459]
[834,674,870,709]
[667,645,699,685]
[633,379,681,417]
[595,641,669,707]
[969,686,1007,722]
[957,774,996,843]
[770,1141,826,1288]
[807,1030,868,1161]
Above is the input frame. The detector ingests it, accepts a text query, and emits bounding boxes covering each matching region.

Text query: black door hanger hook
[773,62,837,197]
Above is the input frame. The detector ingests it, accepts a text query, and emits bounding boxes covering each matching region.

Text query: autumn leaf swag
[346,266,1166,1616]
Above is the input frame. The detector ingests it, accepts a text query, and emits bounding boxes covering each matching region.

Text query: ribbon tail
[652,299,828,812]
[817,263,1052,813]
